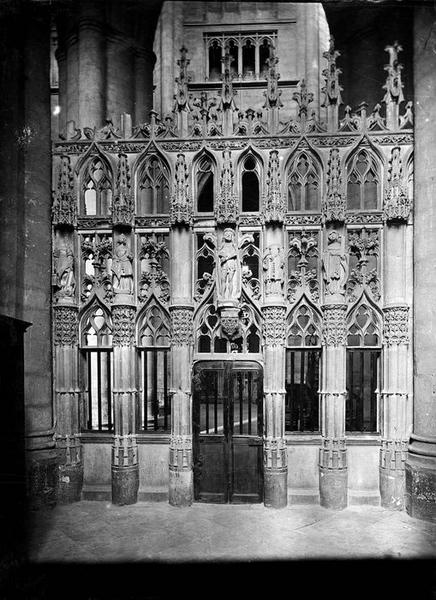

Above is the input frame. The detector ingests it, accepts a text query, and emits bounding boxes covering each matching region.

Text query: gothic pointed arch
[136,296,171,347]
[77,145,114,216]
[135,146,171,215]
[238,146,263,212]
[345,141,383,211]
[192,148,217,213]
[286,293,322,347]
[346,290,383,347]
[285,146,322,212]
[79,298,113,347]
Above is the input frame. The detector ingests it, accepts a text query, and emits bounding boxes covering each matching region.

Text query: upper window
[196,155,215,213]
[81,158,112,216]
[241,155,260,212]
[137,155,170,215]
[205,31,277,81]
[347,149,380,211]
[287,152,321,212]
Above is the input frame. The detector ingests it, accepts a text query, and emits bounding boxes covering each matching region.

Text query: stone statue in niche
[53,244,76,299]
[322,230,348,301]
[218,228,239,300]
[263,244,284,296]
[111,234,133,295]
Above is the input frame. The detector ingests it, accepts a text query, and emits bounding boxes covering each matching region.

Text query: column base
[169,467,193,507]
[58,463,84,504]
[379,467,405,510]
[319,467,347,510]
[26,449,59,509]
[405,449,436,523]
[264,468,287,508]
[111,465,139,505]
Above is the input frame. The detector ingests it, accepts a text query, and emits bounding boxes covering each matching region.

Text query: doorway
[192,361,263,503]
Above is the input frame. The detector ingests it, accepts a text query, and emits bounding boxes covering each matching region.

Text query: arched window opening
[287,153,321,212]
[347,149,380,211]
[241,155,260,212]
[259,39,271,77]
[137,302,171,432]
[346,302,381,433]
[285,302,321,433]
[228,40,238,77]
[80,304,113,432]
[242,39,255,79]
[197,156,214,213]
[209,41,222,81]
[82,159,112,216]
[138,155,170,215]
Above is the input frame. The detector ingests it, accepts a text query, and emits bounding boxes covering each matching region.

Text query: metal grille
[346,349,380,432]
[285,349,320,432]
[84,349,113,431]
[138,349,170,432]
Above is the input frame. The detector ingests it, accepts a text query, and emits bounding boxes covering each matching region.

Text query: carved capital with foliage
[112,305,136,346]
[383,305,409,345]
[322,304,347,346]
[262,305,286,347]
[54,305,78,346]
[170,306,193,346]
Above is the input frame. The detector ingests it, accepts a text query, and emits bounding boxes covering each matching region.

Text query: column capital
[53,304,79,346]
[112,304,136,346]
[383,304,410,345]
[262,304,286,347]
[321,303,347,346]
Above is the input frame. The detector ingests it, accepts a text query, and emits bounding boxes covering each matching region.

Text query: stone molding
[264,437,287,472]
[112,434,138,467]
[319,437,347,470]
[169,434,192,472]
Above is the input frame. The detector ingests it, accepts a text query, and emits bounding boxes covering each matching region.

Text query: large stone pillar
[111,232,138,506]
[262,226,287,508]
[78,1,105,129]
[21,5,59,509]
[169,227,194,507]
[405,5,436,522]
[380,222,412,509]
[319,228,348,509]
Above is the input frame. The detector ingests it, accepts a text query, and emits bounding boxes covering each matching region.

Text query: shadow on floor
[1,560,435,599]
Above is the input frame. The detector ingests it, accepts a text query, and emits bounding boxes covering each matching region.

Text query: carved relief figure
[322,230,348,299]
[111,234,133,295]
[263,244,284,296]
[53,244,76,298]
[217,228,239,300]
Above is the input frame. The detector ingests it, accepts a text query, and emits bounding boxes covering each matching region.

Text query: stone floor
[27,501,436,562]
[2,501,436,599]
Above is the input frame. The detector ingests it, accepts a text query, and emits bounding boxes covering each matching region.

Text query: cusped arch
[286,294,322,347]
[192,149,217,213]
[345,141,383,211]
[136,298,171,347]
[238,146,263,212]
[284,146,323,212]
[346,290,383,347]
[134,146,171,215]
[79,298,113,347]
[76,146,114,216]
